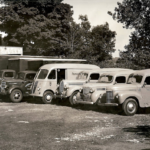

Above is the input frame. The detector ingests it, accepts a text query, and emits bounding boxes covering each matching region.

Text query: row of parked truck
[0,62,150,116]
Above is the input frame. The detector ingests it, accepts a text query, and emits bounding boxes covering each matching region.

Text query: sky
[63,0,134,58]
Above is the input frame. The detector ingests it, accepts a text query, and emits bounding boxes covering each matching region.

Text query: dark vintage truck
[0,70,36,102]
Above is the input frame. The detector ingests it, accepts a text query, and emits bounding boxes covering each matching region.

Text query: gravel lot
[0,96,150,150]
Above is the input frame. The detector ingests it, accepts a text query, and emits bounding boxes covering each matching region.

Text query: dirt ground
[0,97,150,150]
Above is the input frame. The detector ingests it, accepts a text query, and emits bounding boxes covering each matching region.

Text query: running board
[76,100,94,105]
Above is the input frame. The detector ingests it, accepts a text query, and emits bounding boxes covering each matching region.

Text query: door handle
[49,82,51,86]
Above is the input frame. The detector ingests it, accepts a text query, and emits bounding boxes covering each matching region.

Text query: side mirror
[142,82,147,88]
[113,81,117,85]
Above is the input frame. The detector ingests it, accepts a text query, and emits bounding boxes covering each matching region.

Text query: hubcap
[14,92,21,99]
[127,102,136,113]
[73,94,77,104]
[46,94,51,101]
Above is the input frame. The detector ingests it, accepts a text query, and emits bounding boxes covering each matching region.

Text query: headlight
[90,88,95,93]
[64,84,69,89]
[79,88,83,92]
[115,94,119,99]
[99,94,103,99]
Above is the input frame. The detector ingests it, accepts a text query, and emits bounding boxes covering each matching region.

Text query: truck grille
[106,91,113,103]
[83,87,90,94]
[1,81,6,88]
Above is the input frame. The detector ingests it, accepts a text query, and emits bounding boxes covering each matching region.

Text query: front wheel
[42,91,54,104]
[10,89,23,103]
[69,91,78,106]
[122,98,138,116]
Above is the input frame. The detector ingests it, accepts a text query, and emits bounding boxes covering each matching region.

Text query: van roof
[40,63,100,70]
[81,68,132,74]
[1,69,15,72]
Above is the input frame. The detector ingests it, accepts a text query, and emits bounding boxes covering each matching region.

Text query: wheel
[122,98,138,116]
[10,89,23,103]
[69,91,78,106]
[42,91,54,104]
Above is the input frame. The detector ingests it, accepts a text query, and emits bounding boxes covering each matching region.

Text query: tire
[69,91,78,106]
[10,89,23,103]
[42,91,54,104]
[122,98,138,116]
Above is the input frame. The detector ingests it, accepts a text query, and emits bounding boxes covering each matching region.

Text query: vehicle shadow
[123,125,150,143]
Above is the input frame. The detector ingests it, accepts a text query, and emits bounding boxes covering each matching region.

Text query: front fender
[91,91,106,103]
[118,91,142,106]
[66,86,81,97]
[8,86,22,94]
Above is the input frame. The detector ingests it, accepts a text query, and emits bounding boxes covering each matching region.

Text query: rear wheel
[69,91,78,106]
[122,98,138,116]
[42,91,54,104]
[10,89,23,103]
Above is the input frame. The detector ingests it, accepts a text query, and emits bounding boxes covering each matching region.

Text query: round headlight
[116,94,119,99]
[90,88,95,93]
[79,88,83,92]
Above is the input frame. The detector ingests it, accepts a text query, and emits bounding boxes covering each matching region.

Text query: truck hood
[107,83,139,91]
[83,83,111,89]
[3,78,23,83]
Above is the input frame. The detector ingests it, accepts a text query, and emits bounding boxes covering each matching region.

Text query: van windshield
[37,69,48,79]
[76,72,88,80]
[98,75,113,83]
[127,74,143,84]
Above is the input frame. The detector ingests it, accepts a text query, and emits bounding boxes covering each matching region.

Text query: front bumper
[0,88,8,95]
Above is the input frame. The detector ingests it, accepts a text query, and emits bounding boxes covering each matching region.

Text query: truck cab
[30,63,100,104]
[0,70,36,102]
[0,69,16,81]
[76,70,134,106]
[100,69,150,116]
[59,68,132,105]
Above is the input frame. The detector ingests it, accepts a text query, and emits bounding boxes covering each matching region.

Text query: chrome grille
[1,81,6,88]
[106,91,113,103]
[83,87,90,94]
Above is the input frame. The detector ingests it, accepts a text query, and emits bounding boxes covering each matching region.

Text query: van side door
[47,69,57,92]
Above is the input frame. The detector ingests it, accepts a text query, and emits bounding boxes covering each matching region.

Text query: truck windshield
[127,74,143,84]
[98,75,113,83]
[37,69,48,79]
[76,72,88,80]
[16,73,25,80]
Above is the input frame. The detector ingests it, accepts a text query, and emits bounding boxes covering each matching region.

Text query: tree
[0,0,73,56]
[108,0,150,68]
[68,16,116,65]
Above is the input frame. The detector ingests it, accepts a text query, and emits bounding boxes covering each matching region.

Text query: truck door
[141,76,150,106]
[47,69,57,91]
[57,69,65,84]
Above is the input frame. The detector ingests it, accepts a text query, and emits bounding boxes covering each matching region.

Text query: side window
[90,73,100,80]
[115,76,126,83]
[145,76,150,85]
[48,70,56,79]
[4,72,14,77]
[26,73,36,80]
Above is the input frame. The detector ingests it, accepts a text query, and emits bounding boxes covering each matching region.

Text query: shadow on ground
[123,125,150,141]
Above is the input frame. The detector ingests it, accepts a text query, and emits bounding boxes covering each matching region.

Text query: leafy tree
[0,0,73,56]
[68,17,116,65]
[108,0,150,68]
